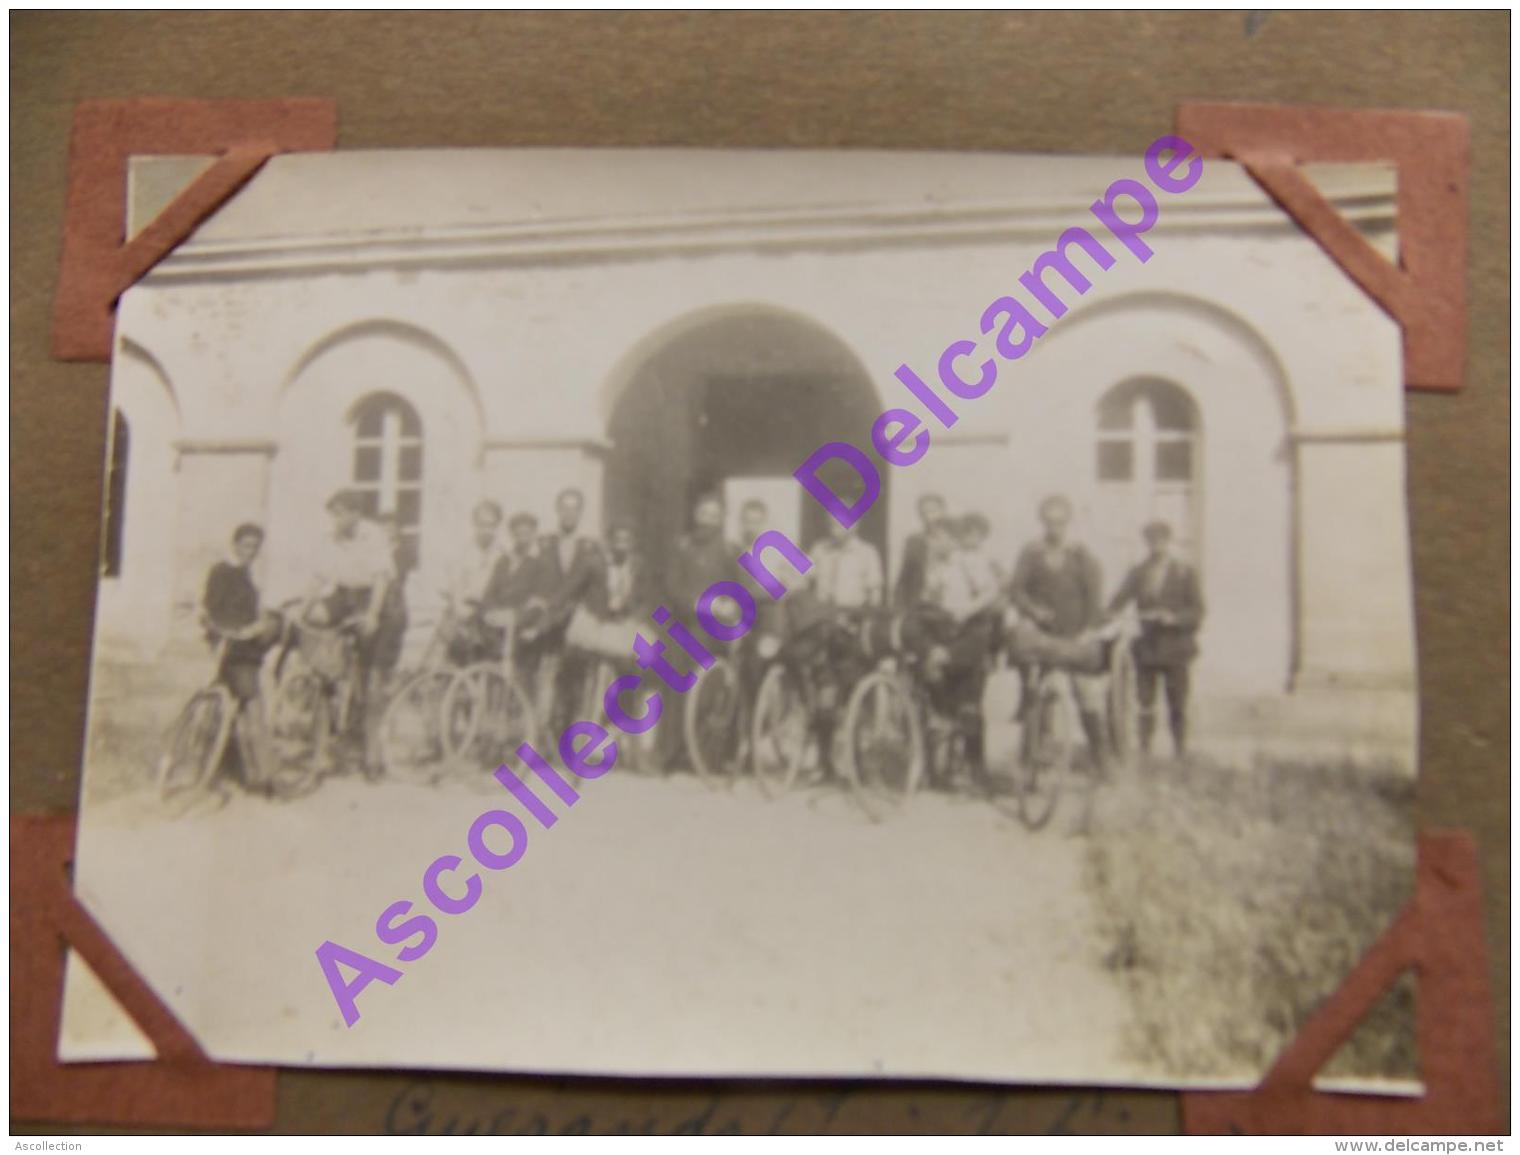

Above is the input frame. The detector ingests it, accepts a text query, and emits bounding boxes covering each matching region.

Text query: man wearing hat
[1106,519,1205,759]
[307,488,396,775]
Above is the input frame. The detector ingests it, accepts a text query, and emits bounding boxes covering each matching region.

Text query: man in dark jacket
[1008,494,1109,774]
[598,519,651,623]
[538,487,607,735]
[1106,520,1204,758]
[659,491,739,769]
[483,511,552,689]
[893,493,950,609]
[202,522,281,788]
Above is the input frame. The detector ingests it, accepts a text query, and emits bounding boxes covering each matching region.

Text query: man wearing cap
[311,490,393,634]
[1106,520,1204,759]
[448,500,506,609]
[308,489,396,775]
[1008,494,1109,774]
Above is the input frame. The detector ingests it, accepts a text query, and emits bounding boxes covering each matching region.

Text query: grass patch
[1084,754,1418,1083]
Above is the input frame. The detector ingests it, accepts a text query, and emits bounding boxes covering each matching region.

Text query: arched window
[101,409,129,578]
[1094,378,1201,564]
[349,392,423,570]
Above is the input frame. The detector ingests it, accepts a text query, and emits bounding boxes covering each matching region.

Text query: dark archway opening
[102,408,129,579]
[605,310,887,598]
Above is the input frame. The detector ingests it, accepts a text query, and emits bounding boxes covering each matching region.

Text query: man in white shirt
[916,516,1002,790]
[922,520,973,619]
[447,500,506,610]
[309,490,393,635]
[809,520,885,611]
[925,514,1003,623]
[304,489,395,776]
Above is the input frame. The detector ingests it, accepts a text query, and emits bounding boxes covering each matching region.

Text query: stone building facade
[98,150,1417,762]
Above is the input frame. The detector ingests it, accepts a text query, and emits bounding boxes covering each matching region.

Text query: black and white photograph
[66,147,1419,1089]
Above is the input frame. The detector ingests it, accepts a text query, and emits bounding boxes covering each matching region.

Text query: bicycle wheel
[445,663,537,772]
[1106,639,1138,764]
[684,656,742,786]
[1012,680,1069,831]
[750,664,811,798]
[156,686,235,802]
[380,669,459,783]
[267,670,330,799]
[841,670,924,810]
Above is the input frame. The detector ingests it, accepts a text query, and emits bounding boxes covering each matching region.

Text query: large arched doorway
[604,307,886,596]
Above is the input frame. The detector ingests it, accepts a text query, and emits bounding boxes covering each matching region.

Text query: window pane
[396,488,422,526]
[354,445,381,482]
[354,400,384,437]
[399,444,422,482]
[1097,440,1133,481]
[1156,438,1193,481]
[1150,385,1196,431]
[353,393,423,437]
[1097,392,1133,431]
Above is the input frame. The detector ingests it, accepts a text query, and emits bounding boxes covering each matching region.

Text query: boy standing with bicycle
[201,522,282,790]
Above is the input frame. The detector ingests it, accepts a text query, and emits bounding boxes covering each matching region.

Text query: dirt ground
[68,662,1413,1087]
[65,723,1159,1084]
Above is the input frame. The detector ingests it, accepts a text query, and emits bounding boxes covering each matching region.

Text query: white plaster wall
[174,451,270,621]
[95,342,183,655]
[1295,439,1418,688]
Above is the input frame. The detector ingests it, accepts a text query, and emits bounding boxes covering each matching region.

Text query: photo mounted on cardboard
[67,147,1419,1090]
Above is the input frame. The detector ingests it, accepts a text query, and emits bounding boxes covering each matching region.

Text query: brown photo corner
[9,10,1509,1136]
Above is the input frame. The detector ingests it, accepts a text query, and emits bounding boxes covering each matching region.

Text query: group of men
[894,491,1205,768]
[777,490,1203,771]
[201,491,413,784]
[200,481,1203,790]
[441,487,639,741]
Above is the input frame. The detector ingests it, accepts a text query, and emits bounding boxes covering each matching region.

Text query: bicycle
[749,610,870,799]
[156,637,244,802]
[682,653,743,786]
[156,619,285,803]
[378,597,477,783]
[266,600,366,798]
[839,654,926,819]
[841,601,1013,816]
[440,611,538,774]
[992,615,1133,831]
